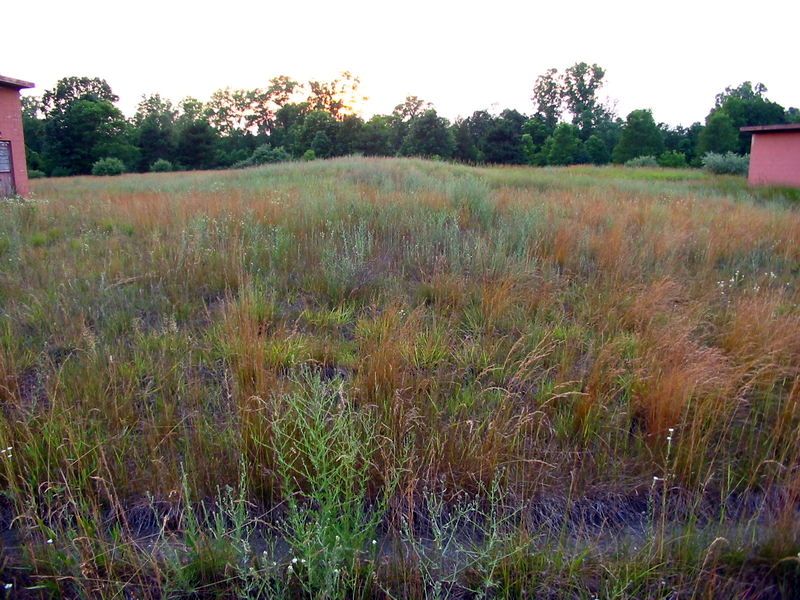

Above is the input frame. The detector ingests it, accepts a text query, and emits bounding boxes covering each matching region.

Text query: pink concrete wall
[0,86,30,196]
[748,132,800,188]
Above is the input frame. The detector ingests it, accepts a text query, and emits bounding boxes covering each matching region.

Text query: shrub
[701,152,750,175]
[27,169,46,179]
[658,151,688,168]
[625,155,659,167]
[91,157,125,176]
[302,149,316,161]
[150,158,173,172]
[249,144,291,166]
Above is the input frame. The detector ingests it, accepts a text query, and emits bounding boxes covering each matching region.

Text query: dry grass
[0,158,798,598]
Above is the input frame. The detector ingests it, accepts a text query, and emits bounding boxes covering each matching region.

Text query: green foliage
[28,169,46,179]
[698,111,739,155]
[547,123,582,165]
[562,62,611,134]
[399,109,455,158]
[713,82,787,154]
[134,94,177,172]
[296,110,337,156]
[662,124,702,165]
[453,118,480,162]
[302,149,316,161]
[91,157,126,176]
[481,109,528,164]
[150,158,174,172]
[532,67,562,129]
[701,151,750,175]
[657,150,687,168]
[532,63,614,140]
[41,76,118,115]
[249,144,291,166]
[175,119,218,170]
[356,115,393,156]
[585,134,611,164]
[612,109,664,164]
[625,155,659,167]
[265,374,389,597]
[28,71,795,180]
[310,131,333,159]
[43,98,137,175]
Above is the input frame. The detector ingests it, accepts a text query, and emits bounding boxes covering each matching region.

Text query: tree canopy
[612,109,664,164]
[20,70,798,176]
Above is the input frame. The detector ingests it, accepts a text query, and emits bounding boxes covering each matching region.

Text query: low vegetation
[1,158,799,598]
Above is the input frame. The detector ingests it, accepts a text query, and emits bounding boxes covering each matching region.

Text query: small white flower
[300,559,306,564]
[291,557,298,564]
[46,538,53,544]
[287,565,294,573]
[3,583,12,590]
[371,539,377,545]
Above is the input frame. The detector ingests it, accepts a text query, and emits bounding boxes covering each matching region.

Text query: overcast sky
[6,0,799,127]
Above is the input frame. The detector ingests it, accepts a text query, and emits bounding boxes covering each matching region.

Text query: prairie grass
[0,157,798,598]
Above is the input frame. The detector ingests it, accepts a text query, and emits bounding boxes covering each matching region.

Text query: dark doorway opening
[0,140,14,196]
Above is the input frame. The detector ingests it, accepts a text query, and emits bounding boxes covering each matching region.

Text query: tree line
[21,65,799,177]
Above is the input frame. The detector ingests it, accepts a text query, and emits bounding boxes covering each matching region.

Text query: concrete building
[0,74,35,197]
[741,123,800,188]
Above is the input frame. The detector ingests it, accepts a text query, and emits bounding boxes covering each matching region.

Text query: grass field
[1,157,799,598]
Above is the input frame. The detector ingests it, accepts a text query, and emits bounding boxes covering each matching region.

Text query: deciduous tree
[612,109,664,164]
[697,111,739,155]
[532,68,562,129]
[399,109,454,158]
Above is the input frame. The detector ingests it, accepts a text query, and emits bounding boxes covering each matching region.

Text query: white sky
[6,0,799,127]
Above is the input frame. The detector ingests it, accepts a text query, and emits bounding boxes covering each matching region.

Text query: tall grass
[0,157,798,597]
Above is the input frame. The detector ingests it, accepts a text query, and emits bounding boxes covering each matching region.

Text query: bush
[233,144,293,168]
[658,151,688,168]
[150,158,173,172]
[625,155,659,167]
[302,149,316,161]
[91,157,125,176]
[701,152,750,175]
[248,144,291,166]
[27,169,46,179]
